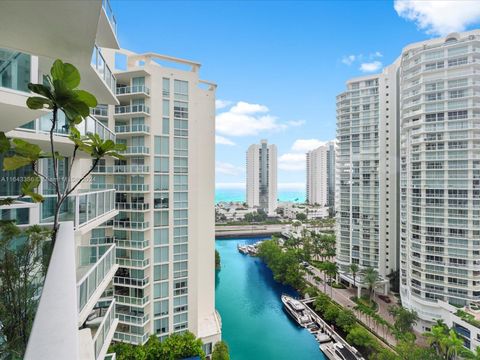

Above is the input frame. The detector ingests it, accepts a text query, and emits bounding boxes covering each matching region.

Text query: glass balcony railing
[116,85,150,96]
[40,189,116,230]
[113,220,149,230]
[113,331,149,345]
[90,236,115,246]
[119,146,150,155]
[114,239,150,250]
[19,111,115,142]
[0,49,31,92]
[102,0,117,35]
[117,257,149,268]
[76,244,116,313]
[114,294,149,307]
[104,354,116,360]
[117,312,149,326]
[91,300,116,360]
[114,104,150,115]
[113,184,149,192]
[92,164,150,173]
[114,276,149,287]
[115,202,149,211]
[91,105,109,118]
[91,45,116,94]
[114,124,150,134]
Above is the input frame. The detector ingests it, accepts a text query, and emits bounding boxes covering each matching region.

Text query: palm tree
[349,263,359,288]
[362,267,380,303]
[444,329,464,360]
[324,261,338,297]
[425,324,448,356]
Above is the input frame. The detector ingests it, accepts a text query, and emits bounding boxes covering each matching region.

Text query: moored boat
[281,294,313,328]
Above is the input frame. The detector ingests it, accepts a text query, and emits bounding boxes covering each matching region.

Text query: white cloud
[278,153,306,171]
[215,99,232,110]
[360,61,383,73]
[286,120,306,127]
[394,0,480,36]
[216,182,245,189]
[291,139,326,153]
[216,101,295,137]
[342,55,356,66]
[215,161,244,176]
[215,135,236,146]
[372,51,383,58]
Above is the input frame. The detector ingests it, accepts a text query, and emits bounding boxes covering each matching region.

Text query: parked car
[378,294,391,303]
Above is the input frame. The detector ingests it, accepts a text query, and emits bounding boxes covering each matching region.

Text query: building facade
[246,139,278,215]
[399,30,480,327]
[335,66,400,294]
[327,141,336,210]
[0,1,121,359]
[92,48,221,352]
[306,145,328,206]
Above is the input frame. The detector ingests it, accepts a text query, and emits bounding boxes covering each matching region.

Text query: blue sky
[112,0,480,192]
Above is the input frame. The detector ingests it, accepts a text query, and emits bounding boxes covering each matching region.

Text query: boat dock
[301,298,365,360]
[237,242,260,256]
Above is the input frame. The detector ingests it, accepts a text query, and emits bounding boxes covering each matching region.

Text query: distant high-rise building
[327,141,336,210]
[306,145,328,206]
[246,140,278,215]
[335,66,400,295]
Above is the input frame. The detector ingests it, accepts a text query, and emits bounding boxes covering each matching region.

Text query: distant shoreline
[215,189,306,204]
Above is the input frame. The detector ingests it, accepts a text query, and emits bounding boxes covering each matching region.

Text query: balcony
[113,183,150,192]
[16,111,115,143]
[115,124,150,135]
[40,189,117,233]
[114,104,150,118]
[92,164,150,174]
[85,300,118,360]
[117,312,150,326]
[113,331,149,345]
[91,105,109,118]
[114,239,150,250]
[113,220,150,230]
[76,244,117,320]
[91,45,117,95]
[120,146,150,156]
[115,202,150,211]
[117,257,150,269]
[114,276,149,288]
[114,294,150,307]
[116,85,150,98]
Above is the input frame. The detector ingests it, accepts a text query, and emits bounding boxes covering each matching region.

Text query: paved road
[304,265,398,347]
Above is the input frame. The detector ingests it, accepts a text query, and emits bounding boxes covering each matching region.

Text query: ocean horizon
[215,189,305,203]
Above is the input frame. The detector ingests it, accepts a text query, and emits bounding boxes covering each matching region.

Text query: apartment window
[174,175,188,191]
[154,282,169,299]
[162,117,170,135]
[154,228,169,245]
[154,192,169,209]
[154,211,169,227]
[425,61,444,71]
[154,248,169,264]
[163,99,169,117]
[174,296,188,313]
[154,264,169,280]
[449,89,466,99]
[154,157,169,173]
[174,80,188,101]
[154,175,169,191]
[154,300,169,317]
[162,78,170,97]
[155,136,169,155]
[448,57,468,67]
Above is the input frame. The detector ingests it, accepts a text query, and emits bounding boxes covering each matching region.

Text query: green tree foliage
[388,305,418,339]
[295,212,307,221]
[346,325,376,350]
[349,263,359,288]
[257,239,305,289]
[110,332,205,360]
[212,340,230,360]
[244,209,268,223]
[361,267,381,302]
[215,249,221,269]
[0,222,50,358]
[335,309,357,333]
[0,59,125,245]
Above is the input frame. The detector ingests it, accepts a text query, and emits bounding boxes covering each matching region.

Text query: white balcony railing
[115,202,149,211]
[102,0,117,35]
[114,104,150,115]
[92,164,150,173]
[91,300,116,360]
[116,85,150,96]
[18,111,115,142]
[120,146,150,155]
[40,189,116,230]
[77,244,116,313]
[91,45,116,94]
[113,331,149,345]
[113,220,149,230]
[115,124,150,134]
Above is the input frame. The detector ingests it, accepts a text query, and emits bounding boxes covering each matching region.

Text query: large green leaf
[12,138,42,160]
[3,156,32,170]
[21,175,43,203]
[73,90,97,108]
[26,96,53,110]
[28,83,53,99]
[0,132,10,153]
[50,59,80,89]
[65,100,90,118]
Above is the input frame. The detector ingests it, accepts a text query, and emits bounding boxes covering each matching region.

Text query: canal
[215,237,325,360]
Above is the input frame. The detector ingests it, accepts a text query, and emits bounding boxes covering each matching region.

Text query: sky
[112,0,480,192]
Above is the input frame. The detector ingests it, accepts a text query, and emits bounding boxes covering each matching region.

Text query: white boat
[281,294,313,328]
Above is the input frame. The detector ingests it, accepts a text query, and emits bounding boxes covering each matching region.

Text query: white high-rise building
[306,145,328,206]
[246,139,278,216]
[93,48,221,352]
[327,141,336,210]
[0,1,121,359]
[399,30,480,330]
[335,65,400,295]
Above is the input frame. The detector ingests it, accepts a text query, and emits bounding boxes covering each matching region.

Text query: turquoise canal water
[215,237,325,360]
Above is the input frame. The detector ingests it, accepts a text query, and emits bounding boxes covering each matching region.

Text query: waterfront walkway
[304,267,398,348]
